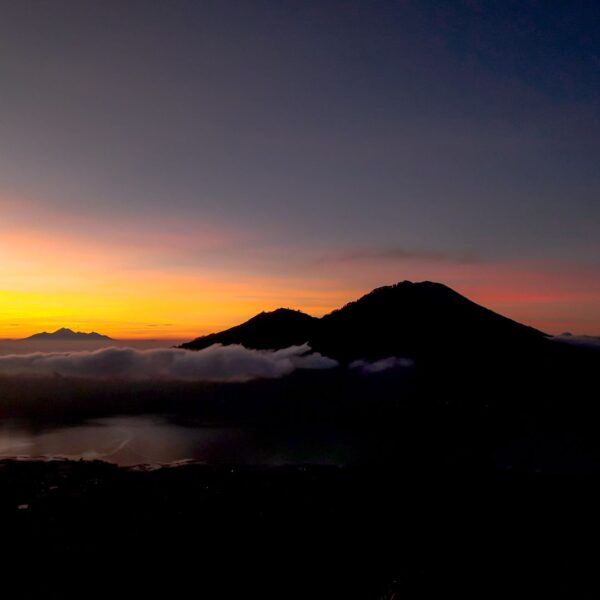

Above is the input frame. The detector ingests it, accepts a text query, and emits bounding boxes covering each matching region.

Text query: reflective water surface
[0,416,364,467]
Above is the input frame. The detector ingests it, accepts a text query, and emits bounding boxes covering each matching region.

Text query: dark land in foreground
[1,281,599,598]
[2,333,599,599]
[2,459,600,599]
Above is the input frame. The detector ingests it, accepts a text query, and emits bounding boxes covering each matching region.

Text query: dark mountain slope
[181,281,547,362]
[311,281,547,361]
[180,308,318,351]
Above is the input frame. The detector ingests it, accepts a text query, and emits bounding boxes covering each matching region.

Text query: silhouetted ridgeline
[22,328,112,341]
[181,308,317,351]
[181,281,547,361]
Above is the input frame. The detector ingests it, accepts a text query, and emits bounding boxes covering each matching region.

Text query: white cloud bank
[0,344,338,382]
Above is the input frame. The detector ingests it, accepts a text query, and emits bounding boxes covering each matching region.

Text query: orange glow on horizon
[1,209,599,339]
[0,223,356,339]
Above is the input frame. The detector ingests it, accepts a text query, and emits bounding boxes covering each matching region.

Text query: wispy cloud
[350,357,415,374]
[310,246,482,267]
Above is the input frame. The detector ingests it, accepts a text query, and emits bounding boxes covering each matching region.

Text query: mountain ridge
[181,280,548,361]
[180,308,317,351]
[22,328,113,341]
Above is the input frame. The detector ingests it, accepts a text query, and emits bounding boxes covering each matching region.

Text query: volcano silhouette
[181,281,547,361]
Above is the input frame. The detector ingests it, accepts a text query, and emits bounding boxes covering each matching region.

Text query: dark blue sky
[1,1,599,335]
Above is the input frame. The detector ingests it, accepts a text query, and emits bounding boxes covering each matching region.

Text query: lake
[0,415,370,467]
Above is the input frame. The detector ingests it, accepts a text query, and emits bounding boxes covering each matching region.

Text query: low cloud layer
[0,344,338,382]
[350,357,415,374]
[552,334,600,350]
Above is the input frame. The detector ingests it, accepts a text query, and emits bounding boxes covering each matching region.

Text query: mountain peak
[23,328,113,341]
[250,307,311,321]
[180,308,317,351]
[313,280,547,361]
[181,280,548,361]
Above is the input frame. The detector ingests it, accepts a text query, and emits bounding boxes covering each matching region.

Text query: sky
[0,0,599,338]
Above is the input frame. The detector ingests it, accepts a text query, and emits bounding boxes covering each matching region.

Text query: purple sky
[0,1,598,336]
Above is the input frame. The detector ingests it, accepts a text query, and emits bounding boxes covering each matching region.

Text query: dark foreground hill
[182,281,547,361]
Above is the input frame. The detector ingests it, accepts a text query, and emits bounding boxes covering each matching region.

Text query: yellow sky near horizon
[1,209,599,339]
[0,226,356,338]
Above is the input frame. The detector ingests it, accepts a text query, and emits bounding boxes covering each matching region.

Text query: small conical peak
[251,308,314,321]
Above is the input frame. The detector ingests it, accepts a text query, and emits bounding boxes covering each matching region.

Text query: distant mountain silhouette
[181,308,318,351]
[181,281,548,361]
[23,328,113,341]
